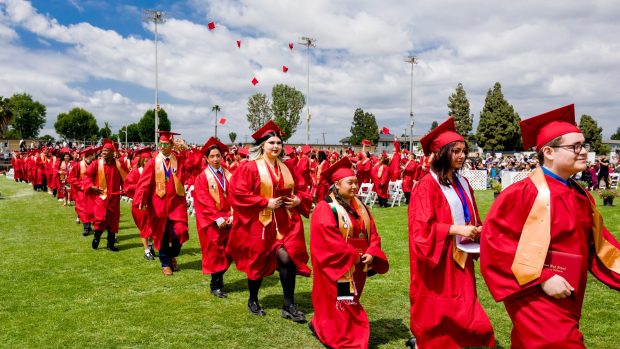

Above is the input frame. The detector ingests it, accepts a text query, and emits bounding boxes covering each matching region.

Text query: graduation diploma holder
[456,235,480,253]
[347,237,369,254]
[274,188,293,200]
[543,250,582,293]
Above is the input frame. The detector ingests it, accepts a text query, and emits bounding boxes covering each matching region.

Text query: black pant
[159,220,182,267]
[404,192,411,204]
[210,270,225,290]
[598,173,610,188]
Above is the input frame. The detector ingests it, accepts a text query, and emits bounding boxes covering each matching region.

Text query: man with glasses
[481,104,620,348]
[134,131,191,275]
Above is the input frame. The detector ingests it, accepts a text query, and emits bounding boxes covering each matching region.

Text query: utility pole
[321,132,327,145]
[144,10,166,143]
[404,56,418,151]
[299,36,316,145]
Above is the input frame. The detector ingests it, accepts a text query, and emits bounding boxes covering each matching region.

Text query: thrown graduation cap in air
[208,22,216,30]
[288,42,294,50]
[282,65,289,73]
[236,40,241,48]
[251,77,259,86]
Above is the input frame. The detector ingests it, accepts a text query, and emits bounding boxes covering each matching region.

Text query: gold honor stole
[511,167,620,285]
[80,160,87,177]
[154,153,185,198]
[255,158,294,239]
[204,167,232,211]
[329,194,371,293]
[96,158,128,200]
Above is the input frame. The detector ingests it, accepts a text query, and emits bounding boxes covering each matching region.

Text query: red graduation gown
[226,160,312,280]
[297,154,312,190]
[481,175,620,349]
[68,160,92,223]
[402,161,418,193]
[133,152,191,250]
[356,159,371,184]
[34,154,46,186]
[124,168,152,239]
[371,164,389,199]
[315,161,331,202]
[82,160,126,232]
[310,200,389,349]
[408,174,495,349]
[192,169,232,275]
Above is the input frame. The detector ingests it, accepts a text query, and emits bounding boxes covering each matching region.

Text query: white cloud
[0,0,619,145]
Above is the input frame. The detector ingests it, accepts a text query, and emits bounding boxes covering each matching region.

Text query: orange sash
[204,166,232,211]
[96,158,128,200]
[255,158,294,239]
[154,153,185,198]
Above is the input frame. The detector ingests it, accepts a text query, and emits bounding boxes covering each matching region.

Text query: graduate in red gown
[56,148,73,206]
[68,146,96,235]
[46,150,59,196]
[34,148,47,191]
[134,131,191,276]
[481,104,620,349]
[297,145,313,190]
[227,120,312,321]
[123,147,155,260]
[401,152,418,204]
[83,139,129,251]
[356,152,372,184]
[314,151,331,202]
[371,154,390,208]
[192,137,233,298]
[309,157,389,349]
[407,117,495,349]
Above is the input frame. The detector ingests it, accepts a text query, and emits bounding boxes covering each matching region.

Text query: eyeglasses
[159,142,172,148]
[550,143,591,154]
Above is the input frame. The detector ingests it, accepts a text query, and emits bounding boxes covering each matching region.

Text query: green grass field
[1,177,619,348]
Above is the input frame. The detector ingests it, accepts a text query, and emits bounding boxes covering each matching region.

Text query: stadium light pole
[404,56,418,151]
[299,36,316,145]
[144,10,166,144]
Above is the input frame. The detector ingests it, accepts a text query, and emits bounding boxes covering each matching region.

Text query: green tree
[39,135,55,143]
[118,124,141,143]
[271,84,305,142]
[7,93,47,138]
[476,82,521,151]
[212,105,221,138]
[447,83,474,136]
[349,108,379,145]
[246,93,272,132]
[229,131,237,144]
[99,121,112,139]
[54,107,99,141]
[0,96,13,137]
[138,108,171,142]
[430,120,438,131]
[579,114,609,154]
[610,127,620,140]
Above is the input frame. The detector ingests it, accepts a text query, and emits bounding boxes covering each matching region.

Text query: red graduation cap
[79,146,94,156]
[157,130,180,143]
[284,145,295,156]
[251,77,259,86]
[520,104,580,151]
[58,147,71,155]
[282,65,288,73]
[251,120,284,140]
[320,157,355,185]
[288,42,294,50]
[102,138,116,150]
[236,40,241,48]
[419,117,464,156]
[219,117,227,125]
[135,147,153,159]
[361,139,371,146]
[208,22,216,30]
[301,144,312,154]
[330,152,339,160]
[237,147,249,157]
[381,127,390,134]
[200,136,229,155]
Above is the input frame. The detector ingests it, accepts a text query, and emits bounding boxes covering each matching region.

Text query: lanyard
[208,165,226,191]
[453,178,472,224]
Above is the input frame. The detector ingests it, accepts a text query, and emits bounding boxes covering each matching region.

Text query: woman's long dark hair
[318,151,327,163]
[430,141,468,186]
[328,185,360,219]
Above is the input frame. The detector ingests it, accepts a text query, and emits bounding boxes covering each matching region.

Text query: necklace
[263,156,281,183]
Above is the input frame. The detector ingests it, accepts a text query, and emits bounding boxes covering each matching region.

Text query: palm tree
[212,105,221,138]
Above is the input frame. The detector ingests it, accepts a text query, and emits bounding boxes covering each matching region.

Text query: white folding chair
[610,173,619,189]
[185,185,195,216]
[357,182,377,207]
[388,180,404,207]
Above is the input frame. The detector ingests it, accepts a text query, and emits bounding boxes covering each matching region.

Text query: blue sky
[1,0,619,145]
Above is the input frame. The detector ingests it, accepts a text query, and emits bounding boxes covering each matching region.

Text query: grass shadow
[368,318,410,348]
[261,291,313,313]
[223,275,279,294]
[116,242,143,251]
[178,259,203,271]
[117,233,141,242]
[180,247,202,256]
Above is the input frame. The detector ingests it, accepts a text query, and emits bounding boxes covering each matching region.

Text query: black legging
[247,247,297,306]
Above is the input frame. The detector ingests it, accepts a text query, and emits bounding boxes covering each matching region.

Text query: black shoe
[210,289,228,298]
[149,246,155,257]
[144,250,154,260]
[405,336,417,348]
[248,300,266,316]
[92,238,100,249]
[106,244,119,252]
[282,304,306,323]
